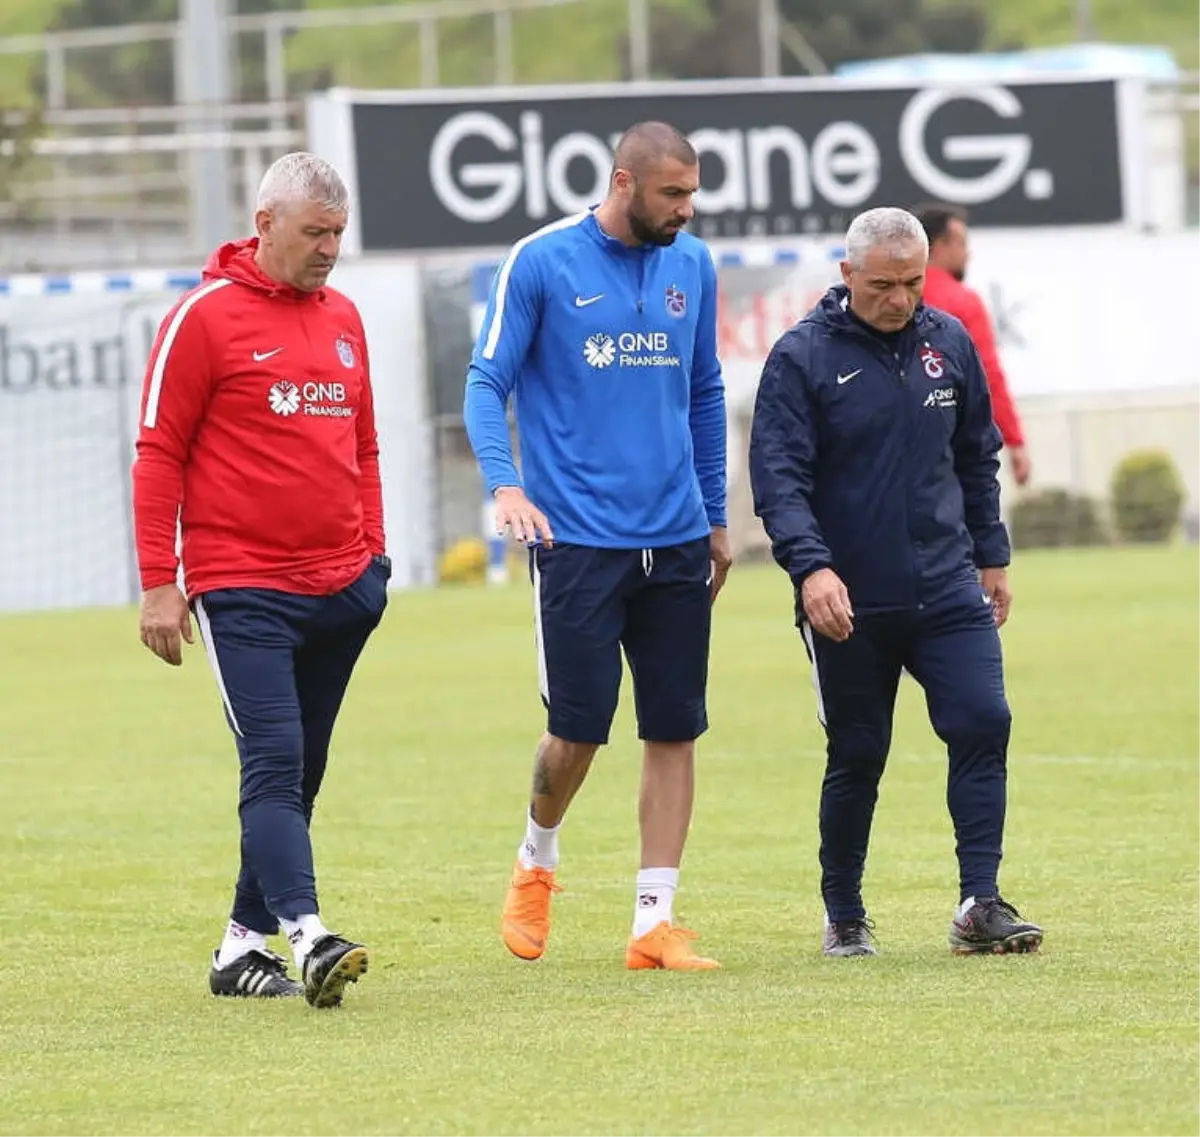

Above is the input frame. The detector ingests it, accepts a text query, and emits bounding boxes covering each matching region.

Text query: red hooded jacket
[132,238,385,599]
[922,264,1024,448]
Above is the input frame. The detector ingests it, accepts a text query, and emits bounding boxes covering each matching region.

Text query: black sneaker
[209,948,303,998]
[949,896,1043,955]
[302,934,369,1008]
[823,916,878,957]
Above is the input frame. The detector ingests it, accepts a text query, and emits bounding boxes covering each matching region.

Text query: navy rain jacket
[748,284,1010,621]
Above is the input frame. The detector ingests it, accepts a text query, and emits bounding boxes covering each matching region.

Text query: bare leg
[530,732,600,827]
[638,740,695,868]
[502,732,600,960]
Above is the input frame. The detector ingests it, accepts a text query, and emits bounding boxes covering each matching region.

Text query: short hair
[844,207,929,269]
[915,203,968,246]
[612,121,697,178]
[256,152,349,214]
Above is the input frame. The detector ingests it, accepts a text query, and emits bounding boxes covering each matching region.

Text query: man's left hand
[981,566,1012,628]
[1008,445,1032,487]
[709,526,733,603]
[139,583,194,666]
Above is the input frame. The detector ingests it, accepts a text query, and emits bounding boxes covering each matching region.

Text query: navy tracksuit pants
[801,578,1011,922]
[192,559,389,933]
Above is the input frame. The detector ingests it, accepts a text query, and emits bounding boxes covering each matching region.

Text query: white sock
[279,913,330,969]
[632,867,679,937]
[215,920,267,968]
[957,896,977,919]
[518,812,560,870]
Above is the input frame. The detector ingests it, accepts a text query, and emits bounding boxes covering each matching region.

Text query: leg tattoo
[532,739,553,797]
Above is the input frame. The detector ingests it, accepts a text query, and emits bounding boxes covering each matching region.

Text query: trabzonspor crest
[335,337,355,368]
[665,285,686,318]
[920,345,945,379]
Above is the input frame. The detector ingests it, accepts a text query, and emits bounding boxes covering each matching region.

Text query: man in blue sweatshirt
[464,121,730,971]
[749,207,1043,959]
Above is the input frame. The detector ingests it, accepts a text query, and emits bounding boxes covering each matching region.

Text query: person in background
[917,205,1031,487]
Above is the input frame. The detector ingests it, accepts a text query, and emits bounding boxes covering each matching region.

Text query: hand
[801,567,854,642]
[494,486,554,547]
[139,583,194,666]
[708,525,733,603]
[1008,445,1032,487]
[981,566,1012,628]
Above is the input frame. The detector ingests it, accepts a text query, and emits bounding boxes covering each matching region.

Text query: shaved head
[611,121,697,180]
[598,120,699,246]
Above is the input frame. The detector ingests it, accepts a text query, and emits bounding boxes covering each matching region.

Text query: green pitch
[1,546,1196,1136]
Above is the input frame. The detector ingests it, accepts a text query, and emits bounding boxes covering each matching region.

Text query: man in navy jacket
[749,206,1043,958]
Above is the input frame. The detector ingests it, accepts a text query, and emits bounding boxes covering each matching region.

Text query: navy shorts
[529,537,712,745]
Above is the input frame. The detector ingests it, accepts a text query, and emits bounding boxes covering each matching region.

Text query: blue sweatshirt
[463,210,727,548]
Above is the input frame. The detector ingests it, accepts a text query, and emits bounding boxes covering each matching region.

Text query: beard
[628,196,681,246]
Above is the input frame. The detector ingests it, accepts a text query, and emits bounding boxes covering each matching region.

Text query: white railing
[1,100,302,129]
[0,97,306,266]
[0,0,818,103]
[0,0,630,106]
[0,0,666,265]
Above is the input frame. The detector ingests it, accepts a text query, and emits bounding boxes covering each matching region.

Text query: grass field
[1,545,1197,1136]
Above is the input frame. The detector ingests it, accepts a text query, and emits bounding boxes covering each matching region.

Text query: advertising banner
[308,76,1142,253]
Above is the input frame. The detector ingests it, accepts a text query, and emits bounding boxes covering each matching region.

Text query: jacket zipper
[298,297,314,355]
[896,341,923,611]
[838,321,925,612]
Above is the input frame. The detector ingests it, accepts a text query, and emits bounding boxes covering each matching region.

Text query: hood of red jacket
[202,237,324,300]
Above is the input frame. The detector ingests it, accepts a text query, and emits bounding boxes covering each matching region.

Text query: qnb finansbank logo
[268,380,354,418]
[584,332,681,370]
[923,386,958,410]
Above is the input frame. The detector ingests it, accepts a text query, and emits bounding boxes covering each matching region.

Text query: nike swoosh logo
[574,294,604,307]
[253,348,282,362]
[836,369,862,385]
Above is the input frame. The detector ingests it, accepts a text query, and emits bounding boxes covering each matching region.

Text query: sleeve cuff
[973,537,1011,568]
[790,559,833,588]
[486,468,523,494]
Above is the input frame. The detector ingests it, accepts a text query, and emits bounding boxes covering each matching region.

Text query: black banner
[344,78,1128,251]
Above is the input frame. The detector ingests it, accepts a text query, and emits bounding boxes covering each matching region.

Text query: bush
[1110,450,1185,544]
[438,537,487,584]
[1009,489,1109,550]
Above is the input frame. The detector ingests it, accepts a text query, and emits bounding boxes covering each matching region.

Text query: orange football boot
[625,921,721,970]
[501,862,561,960]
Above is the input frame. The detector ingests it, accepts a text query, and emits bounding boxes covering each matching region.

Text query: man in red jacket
[917,205,1032,486]
[132,152,388,1009]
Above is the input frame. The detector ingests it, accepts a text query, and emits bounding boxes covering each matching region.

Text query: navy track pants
[192,559,389,931]
[800,577,1011,921]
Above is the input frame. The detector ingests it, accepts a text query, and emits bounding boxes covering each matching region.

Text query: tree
[49,0,175,105]
[0,104,45,218]
[46,0,300,106]
[630,0,992,80]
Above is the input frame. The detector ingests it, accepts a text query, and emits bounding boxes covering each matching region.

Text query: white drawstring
[641,549,654,576]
